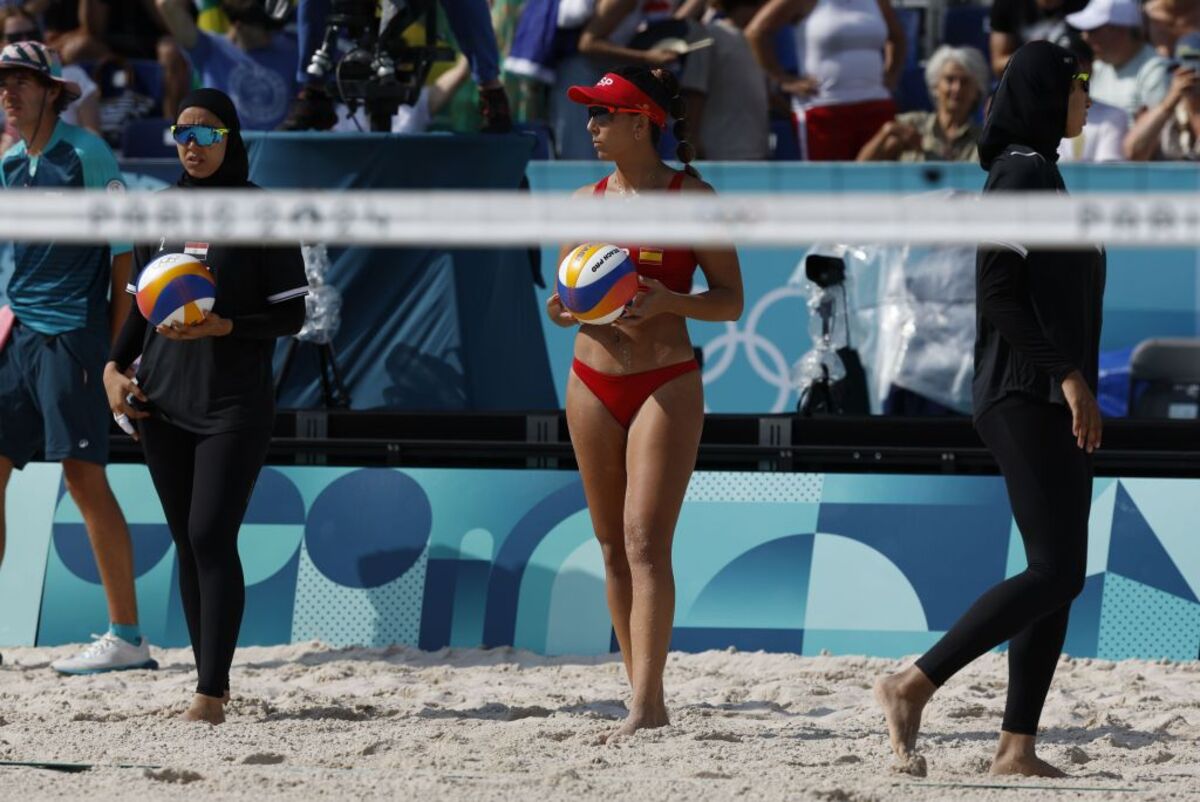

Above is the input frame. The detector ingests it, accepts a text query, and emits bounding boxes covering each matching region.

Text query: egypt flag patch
[184,242,210,260]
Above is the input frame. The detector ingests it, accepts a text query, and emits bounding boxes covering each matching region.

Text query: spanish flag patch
[639,248,664,265]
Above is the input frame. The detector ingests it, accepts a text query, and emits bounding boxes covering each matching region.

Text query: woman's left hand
[156,311,233,341]
[618,277,677,327]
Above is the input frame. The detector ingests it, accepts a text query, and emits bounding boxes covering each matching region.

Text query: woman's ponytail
[651,67,700,179]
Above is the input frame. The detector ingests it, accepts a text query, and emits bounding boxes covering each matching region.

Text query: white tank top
[794,0,890,111]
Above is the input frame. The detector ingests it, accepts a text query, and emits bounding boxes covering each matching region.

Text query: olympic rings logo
[700,284,810,413]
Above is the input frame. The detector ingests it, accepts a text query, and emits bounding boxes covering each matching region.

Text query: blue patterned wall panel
[6,467,1197,662]
[1109,484,1197,603]
[1062,574,1105,658]
[1119,479,1200,601]
[482,481,588,648]
[816,497,1011,630]
[1098,574,1200,660]
[685,535,813,630]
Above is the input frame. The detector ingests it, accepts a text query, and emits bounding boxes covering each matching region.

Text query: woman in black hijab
[103,89,309,725]
[874,41,1104,778]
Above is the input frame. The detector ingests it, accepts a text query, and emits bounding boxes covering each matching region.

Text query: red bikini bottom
[571,358,700,429]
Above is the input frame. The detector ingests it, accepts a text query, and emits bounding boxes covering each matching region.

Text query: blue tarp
[247,133,558,411]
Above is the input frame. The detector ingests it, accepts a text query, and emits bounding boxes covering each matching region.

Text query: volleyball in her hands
[556,244,639,325]
[136,253,216,327]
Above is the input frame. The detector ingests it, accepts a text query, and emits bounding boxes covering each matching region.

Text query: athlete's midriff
[573,172,699,374]
[574,313,694,374]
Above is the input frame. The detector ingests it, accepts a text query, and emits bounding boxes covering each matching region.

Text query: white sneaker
[51,632,158,675]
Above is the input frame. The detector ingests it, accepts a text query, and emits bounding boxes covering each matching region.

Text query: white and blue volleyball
[135,253,216,327]
[556,244,639,325]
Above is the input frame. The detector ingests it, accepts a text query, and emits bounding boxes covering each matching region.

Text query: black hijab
[175,88,252,188]
[978,41,1078,170]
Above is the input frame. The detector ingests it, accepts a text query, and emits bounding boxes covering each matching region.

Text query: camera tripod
[306,0,456,130]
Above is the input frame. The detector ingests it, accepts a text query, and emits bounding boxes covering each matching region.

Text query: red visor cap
[567,72,668,128]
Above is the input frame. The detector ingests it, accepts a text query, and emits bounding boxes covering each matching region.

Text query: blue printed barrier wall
[3,465,1197,661]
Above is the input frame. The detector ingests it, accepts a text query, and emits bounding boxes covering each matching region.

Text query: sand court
[0,643,1196,800]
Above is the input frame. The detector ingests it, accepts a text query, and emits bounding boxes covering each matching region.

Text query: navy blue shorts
[0,320,111,469]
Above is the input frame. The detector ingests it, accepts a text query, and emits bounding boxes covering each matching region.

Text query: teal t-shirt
[1,120,132,335]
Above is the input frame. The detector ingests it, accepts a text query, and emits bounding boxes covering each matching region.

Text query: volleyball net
[1,189,1200,246]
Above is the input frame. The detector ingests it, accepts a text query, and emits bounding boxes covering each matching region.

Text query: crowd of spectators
[2,0,1200,162]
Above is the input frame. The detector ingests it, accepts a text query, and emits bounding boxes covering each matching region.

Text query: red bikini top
[593,172,699,294]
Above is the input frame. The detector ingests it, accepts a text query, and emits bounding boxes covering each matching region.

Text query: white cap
[1066,0,1142,31]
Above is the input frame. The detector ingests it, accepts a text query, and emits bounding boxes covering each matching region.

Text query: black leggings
[139,417,272,698]
[915,395,1093,735]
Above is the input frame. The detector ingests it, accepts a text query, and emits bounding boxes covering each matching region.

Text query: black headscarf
[175,88,252,188]
[978,41,1078,170]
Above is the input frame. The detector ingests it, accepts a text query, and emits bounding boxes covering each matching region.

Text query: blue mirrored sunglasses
[170,124,230,147]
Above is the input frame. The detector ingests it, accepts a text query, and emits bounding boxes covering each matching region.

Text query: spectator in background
[93,56,162,147]
[577,0,686,68]
[746,0,906,161]
[0,0,50,23]
[1068,0,1171,120]
[990,0,1087,77]
[194,0,231,33]
[1124,31,1200,159]
[158,0,298,130]
[501,0,566,127]
[44,0,171,63]
[19,0,71,51]
[679,0,770,160]
[1055,27,1129,161]
[2,10,100,133]
[1144,0,1200,56]
[858,45,988,162]
[0,40,154,677]
[31,1,191,125]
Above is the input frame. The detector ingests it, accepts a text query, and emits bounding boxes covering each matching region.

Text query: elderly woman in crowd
[858,45,990,162]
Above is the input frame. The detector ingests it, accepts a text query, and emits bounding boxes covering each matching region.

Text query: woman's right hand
[1062,371,1102,453]
[103,361,150,422]
[546,293,578,328]
[884,121,921,150]
[644,48,681,67]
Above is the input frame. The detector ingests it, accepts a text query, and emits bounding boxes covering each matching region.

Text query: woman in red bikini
[547,65,743,738]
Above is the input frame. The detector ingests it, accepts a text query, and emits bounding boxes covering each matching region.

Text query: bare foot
[604,699,669,742]
[990,753,1067,778]
[874,666,936,775]
[181,693,226,725]
[991,732,1066,778]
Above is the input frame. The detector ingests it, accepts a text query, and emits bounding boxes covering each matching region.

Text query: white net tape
[0,189,1198,247]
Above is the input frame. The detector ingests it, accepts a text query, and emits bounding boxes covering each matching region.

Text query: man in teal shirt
[0,41,155,674]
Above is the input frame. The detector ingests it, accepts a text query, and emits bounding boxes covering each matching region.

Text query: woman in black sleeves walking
[874,41,1105,777]
[103,89,308,725]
